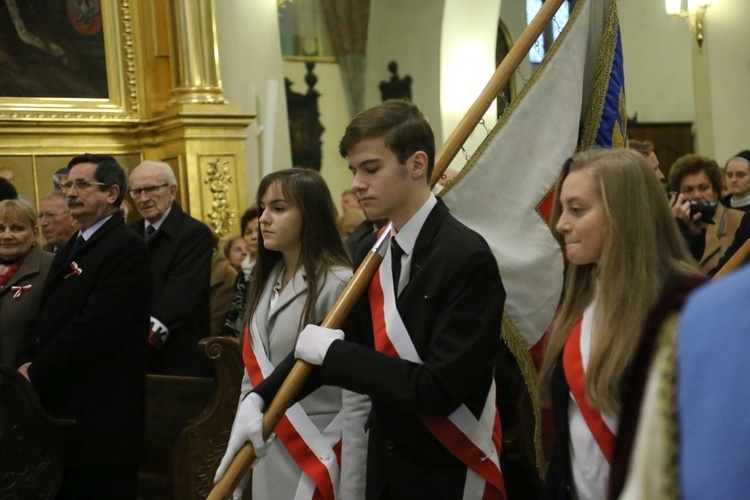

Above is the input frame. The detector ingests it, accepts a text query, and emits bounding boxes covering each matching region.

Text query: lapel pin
[11,284,32,298]
[63,261,83,279]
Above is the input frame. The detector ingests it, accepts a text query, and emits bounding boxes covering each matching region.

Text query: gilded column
[168,0,226,105]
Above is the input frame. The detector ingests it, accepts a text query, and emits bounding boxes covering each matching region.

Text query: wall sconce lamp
[666,0,716,48]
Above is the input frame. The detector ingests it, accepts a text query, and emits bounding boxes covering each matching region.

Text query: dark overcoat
[130,203,213,376]
[15,212,152,467]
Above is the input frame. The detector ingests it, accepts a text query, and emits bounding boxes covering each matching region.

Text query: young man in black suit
[15,154,152,499]
[217,100,507,499]
[129,160,213,377]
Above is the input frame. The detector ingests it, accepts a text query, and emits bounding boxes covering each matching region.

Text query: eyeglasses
[37,211,70,221]
[60,179,111,194]
[128,183,169,197]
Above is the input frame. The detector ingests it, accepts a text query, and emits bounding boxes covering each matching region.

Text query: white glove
[294,324,344,365]
[214,392,270,495]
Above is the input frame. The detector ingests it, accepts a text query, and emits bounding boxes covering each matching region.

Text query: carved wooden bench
[0,365,74,499]
[139,336,247,499]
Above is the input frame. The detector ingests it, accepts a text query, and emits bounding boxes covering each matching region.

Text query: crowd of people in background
[0,101,748,498]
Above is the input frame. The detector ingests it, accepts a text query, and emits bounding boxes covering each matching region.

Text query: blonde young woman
[215,168,369,500]
[538,149,702,499]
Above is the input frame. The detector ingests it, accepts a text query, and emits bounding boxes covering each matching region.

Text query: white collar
[730,192,750,208]
[144,204,173,232]
[392,194,437,256]
[78,214,114,241]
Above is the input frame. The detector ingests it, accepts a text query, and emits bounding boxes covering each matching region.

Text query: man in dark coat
[129,161,213,377]
[217,100,508,499]
[15,154,151,499]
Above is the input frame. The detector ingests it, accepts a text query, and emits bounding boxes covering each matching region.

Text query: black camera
[668,191,718,222]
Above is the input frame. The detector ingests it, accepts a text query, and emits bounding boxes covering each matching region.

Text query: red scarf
[0,259,23,289]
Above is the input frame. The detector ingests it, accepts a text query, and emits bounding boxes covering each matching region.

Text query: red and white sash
[368,243,506,500]
[562,317,615,462]
[242,321,343,500]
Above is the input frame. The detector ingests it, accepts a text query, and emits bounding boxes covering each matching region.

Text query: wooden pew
[0,365,74,499]
[139,336,247,499]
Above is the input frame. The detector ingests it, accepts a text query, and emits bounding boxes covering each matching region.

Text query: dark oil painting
[0,0,108,98]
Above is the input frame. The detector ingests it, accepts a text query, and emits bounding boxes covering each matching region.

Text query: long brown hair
[244,168,351,330]
[538,149,700,414]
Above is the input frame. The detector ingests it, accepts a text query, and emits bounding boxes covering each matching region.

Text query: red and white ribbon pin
[63,261,83,279]
[11,284,31,298]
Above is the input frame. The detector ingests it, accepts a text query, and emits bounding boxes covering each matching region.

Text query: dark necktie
[68,234,85,260]
[391,238,404,296]
[144,225,156,242]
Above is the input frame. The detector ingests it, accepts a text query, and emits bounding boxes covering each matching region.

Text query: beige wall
[619,0,695,123]
[691,0,750,162]
[283,60,353,208]
[215,0,292,208]
[499,0,533,87]
[365,0,445,143]
[440,0,503,172]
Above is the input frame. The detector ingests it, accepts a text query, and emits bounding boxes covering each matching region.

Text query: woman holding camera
[668,154,743,273]
[538,149,702,499]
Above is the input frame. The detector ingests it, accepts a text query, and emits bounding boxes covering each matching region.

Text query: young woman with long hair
[216,168,369,500]
[538,149,702,499]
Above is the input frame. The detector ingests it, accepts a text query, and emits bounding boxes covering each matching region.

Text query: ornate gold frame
[0,1,138,122]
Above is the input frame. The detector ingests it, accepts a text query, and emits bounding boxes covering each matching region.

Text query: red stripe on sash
[241,324,338,499]
[241,325,264,387]
[562,317,615,462]
[368,275,506,499]
[276,422,335,500]
[489,412,505,499]
[370,268,398,358]
[420,414,506,498]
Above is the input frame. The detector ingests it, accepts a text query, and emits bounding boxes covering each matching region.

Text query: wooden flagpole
[431,0,566,186]
[713,238,750,279]
[209,1,565,497]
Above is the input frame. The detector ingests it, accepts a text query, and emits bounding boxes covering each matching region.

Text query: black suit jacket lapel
[409,198,449,283]
[133,219,146,238]
[152,203,183,243]
[46,213,124,286]
[81,213,123,252]
[132,203,183,246]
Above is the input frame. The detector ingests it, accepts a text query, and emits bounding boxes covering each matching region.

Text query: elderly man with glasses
[128,160,213,377]
[38,191,79,253]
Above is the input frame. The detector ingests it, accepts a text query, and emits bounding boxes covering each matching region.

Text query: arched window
[526,0,574,68]
[495,19,515,118]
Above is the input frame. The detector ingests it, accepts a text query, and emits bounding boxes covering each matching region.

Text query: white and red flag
[440,0,626,470]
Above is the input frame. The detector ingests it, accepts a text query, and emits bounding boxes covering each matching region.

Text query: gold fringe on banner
[580,1,623,150]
